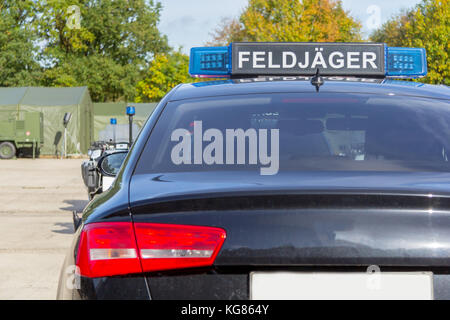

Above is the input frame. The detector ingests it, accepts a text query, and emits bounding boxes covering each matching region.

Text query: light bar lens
[189,46,231,77]
[386,47,427,77]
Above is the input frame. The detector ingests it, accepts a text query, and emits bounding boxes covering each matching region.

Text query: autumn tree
[208,0,362,46]
[206,17,247,46]
[371,0,449,85]
[135,51,192,102]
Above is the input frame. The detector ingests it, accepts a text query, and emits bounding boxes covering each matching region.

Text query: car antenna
[310,68,324,92]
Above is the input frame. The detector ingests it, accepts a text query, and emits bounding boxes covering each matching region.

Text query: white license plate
[250,272,433,300]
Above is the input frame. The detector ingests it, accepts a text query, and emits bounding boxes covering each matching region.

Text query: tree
[0,0,41,86]
[371,0,449,85]
[37,0,170,101]
[207,0,362,45]
[206,17,247,46]
[135,51,192,102]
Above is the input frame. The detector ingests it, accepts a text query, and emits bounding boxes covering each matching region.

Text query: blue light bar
[126,106,135,116]
[385,47,427,78]
[189,46,231,77]
[189,43,427,79]
[110,118,117,125]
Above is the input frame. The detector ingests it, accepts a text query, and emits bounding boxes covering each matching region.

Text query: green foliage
[37,0,170,102]
[0,0,41,86]
[371,0,449,85]
[135,51,193,102]
[208,0,362,45]
[1,0,447,103]
[0,0,169,101]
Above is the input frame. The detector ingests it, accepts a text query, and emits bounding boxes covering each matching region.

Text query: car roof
[170,78,450,101]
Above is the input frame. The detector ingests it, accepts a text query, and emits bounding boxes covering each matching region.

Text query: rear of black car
[58,83,450,299]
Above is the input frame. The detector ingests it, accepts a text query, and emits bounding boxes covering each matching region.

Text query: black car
[58,43,450,300]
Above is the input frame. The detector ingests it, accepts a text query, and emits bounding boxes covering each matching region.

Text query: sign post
[110,118,117,144]
[126,106,135,147]
[62,112,72,159]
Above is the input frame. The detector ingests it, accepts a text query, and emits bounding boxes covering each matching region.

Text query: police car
[58,42,450,300]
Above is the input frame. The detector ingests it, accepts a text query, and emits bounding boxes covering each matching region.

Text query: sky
[158,0,423,54]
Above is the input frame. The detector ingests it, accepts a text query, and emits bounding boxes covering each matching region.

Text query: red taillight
[76,222,226,278]
[76,222,142,278]
[134,223,226,273]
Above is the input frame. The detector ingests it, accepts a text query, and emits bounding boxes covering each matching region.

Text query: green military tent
[93,102,157,141]
[0,87,93,155]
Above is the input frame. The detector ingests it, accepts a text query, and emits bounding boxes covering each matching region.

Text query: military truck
[0,112,43,159]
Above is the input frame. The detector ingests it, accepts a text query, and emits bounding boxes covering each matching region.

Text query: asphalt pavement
[0,159,88,299]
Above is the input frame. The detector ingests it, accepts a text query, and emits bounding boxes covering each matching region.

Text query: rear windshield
[135,92,450,175]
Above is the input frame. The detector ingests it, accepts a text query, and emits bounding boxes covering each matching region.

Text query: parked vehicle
[0,112,43,159]
[81,141,129,199]
[59,42,450,300]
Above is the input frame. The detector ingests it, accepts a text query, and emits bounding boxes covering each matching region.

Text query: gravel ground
[0,159,88,299]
